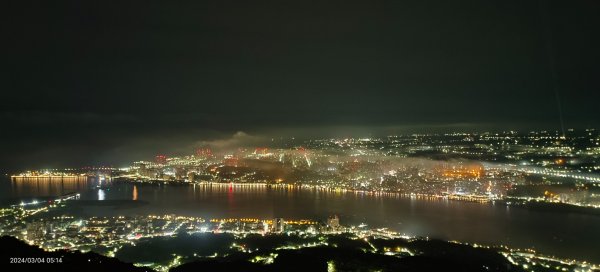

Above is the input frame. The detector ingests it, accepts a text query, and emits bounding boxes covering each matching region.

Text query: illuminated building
[273,218,285,233]
[327,215,340,230]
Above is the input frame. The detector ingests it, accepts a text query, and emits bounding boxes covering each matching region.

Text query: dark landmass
[0,233,525,272]
[116,233,235,264]
[506,201,600,216]
[0,236,151,272]
[172,238,523,272]
[167,233,522,272]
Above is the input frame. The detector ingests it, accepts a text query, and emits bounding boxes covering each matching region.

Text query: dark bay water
[2,177,600,263]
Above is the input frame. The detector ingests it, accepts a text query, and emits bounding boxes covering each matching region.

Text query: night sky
[2,0,599,170]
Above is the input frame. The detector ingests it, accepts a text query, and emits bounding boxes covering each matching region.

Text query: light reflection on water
[7,176,96,198]
[1,178,600,263]
[98,189,105,201]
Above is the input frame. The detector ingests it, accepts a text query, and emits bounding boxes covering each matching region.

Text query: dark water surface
[1,177,599,263]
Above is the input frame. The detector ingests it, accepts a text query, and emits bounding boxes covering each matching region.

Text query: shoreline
[114,179,600,214]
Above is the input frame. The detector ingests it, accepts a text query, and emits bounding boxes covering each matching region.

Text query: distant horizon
[2,126,596,173]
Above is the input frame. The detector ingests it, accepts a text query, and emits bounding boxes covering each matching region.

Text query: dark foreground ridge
[0,236,150,272]
[172,238,524,272]
[0,235,524,272]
